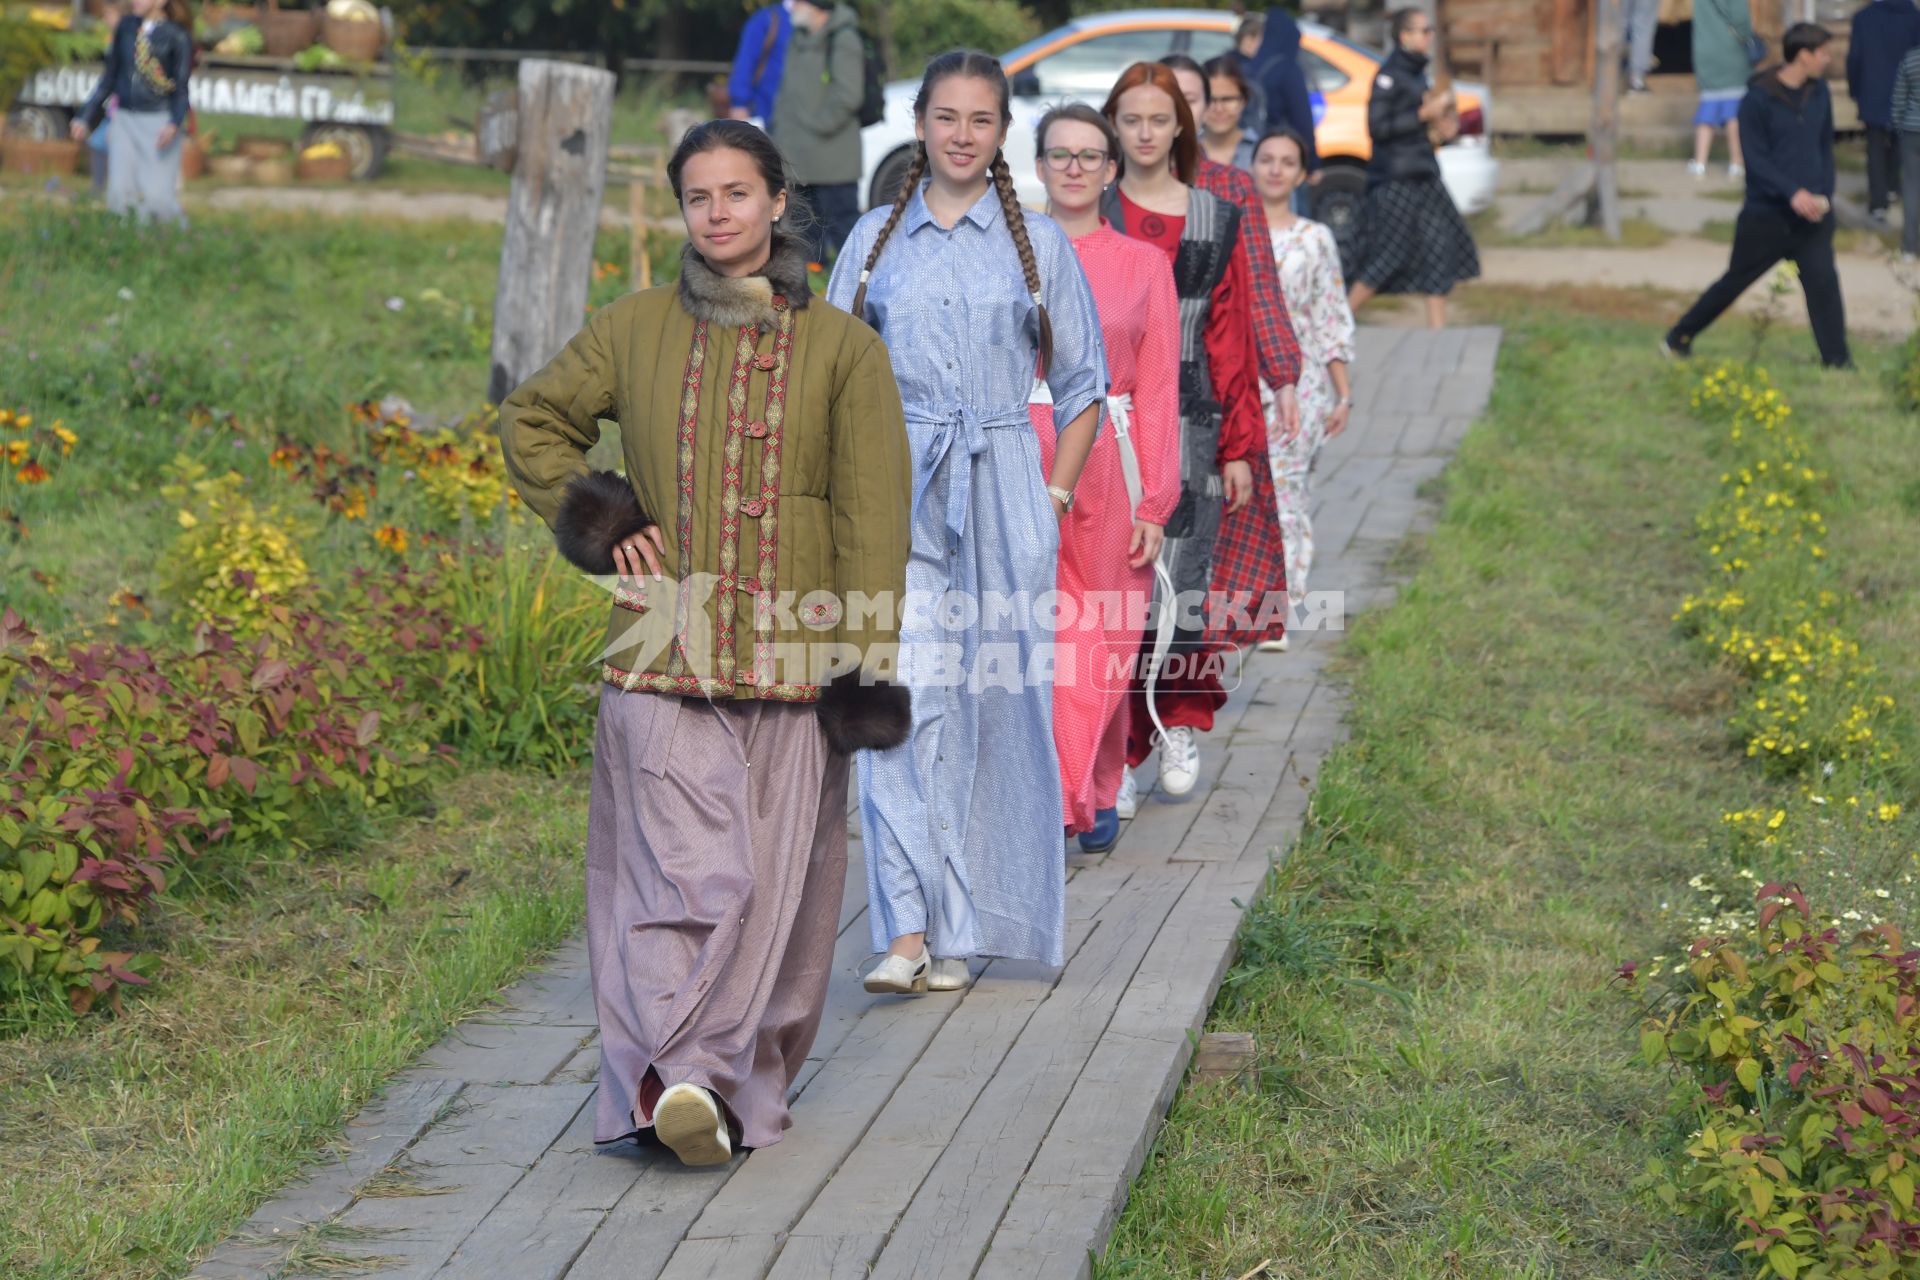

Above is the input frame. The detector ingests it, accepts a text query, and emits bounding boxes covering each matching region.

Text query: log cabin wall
[1431,0,1865,87]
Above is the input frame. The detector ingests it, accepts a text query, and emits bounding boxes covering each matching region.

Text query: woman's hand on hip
[1128,520,1165,569]
[613,525,669,581]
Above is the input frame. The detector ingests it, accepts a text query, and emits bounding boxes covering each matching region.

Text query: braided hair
[849,48,1054,377]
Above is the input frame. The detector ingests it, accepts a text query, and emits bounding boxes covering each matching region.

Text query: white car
[856,9,1498,256]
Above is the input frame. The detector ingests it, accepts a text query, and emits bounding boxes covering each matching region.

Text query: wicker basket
[321,15,383,62]
[209,153,252,181]
[180,137,207,181]
[259,6,320,58]
[1,137,83,176]
[296,152,352,182]
[236,135,292,160]
[252,157,295,184]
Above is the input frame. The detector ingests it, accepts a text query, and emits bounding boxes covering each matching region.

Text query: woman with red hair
[1099,61,1265,807]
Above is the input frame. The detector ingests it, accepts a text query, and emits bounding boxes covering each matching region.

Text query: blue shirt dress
[827,183,1106,967]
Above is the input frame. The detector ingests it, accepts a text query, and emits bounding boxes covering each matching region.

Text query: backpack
[831,24,887,128]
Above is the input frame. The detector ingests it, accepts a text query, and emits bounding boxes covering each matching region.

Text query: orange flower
[16,462,50,485]
[374,523,409,553]
[5,440,28,465]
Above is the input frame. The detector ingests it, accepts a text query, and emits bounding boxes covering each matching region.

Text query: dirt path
[1477,237,1914,336]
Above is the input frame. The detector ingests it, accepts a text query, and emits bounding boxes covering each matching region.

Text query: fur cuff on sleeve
[816,671,911,754]
[553,471,652,576]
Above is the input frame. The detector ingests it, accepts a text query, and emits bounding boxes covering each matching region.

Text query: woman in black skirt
[1348,8,1480,329]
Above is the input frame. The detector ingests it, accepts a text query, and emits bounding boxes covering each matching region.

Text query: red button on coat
[741,498,766,517]
[747,420,769,439]
[740,577,763,594]
[753,354,778,371]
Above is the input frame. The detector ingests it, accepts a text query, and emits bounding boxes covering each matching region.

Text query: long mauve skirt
[586,687,849,1150]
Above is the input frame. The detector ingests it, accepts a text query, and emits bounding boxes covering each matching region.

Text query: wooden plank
[864,862,1200,1280]
[975,857,1280,1280]
[187,1078,465,1280]
[657,967,975,1277]
[552,1157,737,1280]
[765,914,1112,1277]
[433,1101,658,1279]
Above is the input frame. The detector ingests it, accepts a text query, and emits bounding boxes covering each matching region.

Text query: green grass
[1098,300,1917,1278]
[1471,207,1673,248]
[0,200,668,635]
[1697,216,1893,256]
[0,767,589,1280]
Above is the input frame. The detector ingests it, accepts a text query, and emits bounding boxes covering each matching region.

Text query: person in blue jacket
[1249,9,1321,210]
[727,1,794,125]
[70,0,190,223]
[1665,25,1850,370]
[1847,0,1920,223]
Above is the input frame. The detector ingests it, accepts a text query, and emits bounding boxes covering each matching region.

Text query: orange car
[859,9,1498,252]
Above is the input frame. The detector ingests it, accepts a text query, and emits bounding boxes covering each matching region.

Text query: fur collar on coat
[676,239,811,333]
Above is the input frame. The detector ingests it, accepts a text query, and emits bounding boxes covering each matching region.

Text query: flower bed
[1628,363,1919,1280]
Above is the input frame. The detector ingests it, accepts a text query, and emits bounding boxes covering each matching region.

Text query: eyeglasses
[1042,147,1109,171]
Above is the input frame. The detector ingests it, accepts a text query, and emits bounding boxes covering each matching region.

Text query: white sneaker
[1686,160,1707,178]
[1115,766,1138,820]
[1257,635,1290,653]
[863,948,929,995]
[654,1083,732,1166]
[1156,726,1200,797]
[927,957,972,991]
[1727,163,1745,180]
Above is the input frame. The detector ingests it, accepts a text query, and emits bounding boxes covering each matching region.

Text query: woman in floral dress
[1251,128,1355,610]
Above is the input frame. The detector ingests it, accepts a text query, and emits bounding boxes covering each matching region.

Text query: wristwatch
[1046,485,1074,512]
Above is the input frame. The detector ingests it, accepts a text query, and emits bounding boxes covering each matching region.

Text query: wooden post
[1192,1031,1258,1087]
[1588,0,1622,240]
[486,59,616,407]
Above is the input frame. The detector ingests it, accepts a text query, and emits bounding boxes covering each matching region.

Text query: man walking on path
[769,0,865,263]
[1665,24,1851,370]
[727,0,794,125]
[1847,0,1920,225]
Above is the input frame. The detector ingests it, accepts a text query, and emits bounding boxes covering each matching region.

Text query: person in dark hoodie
[1847,0,1920,225]
[1347,7,1479,329]
[70,0,191,223]
[1250,9,1321,210]
[1665,24,1850,369]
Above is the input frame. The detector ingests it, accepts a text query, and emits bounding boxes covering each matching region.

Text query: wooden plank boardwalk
[189,326,1499,1280]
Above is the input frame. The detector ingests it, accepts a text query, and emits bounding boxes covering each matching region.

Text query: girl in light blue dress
[827,49,1107,992]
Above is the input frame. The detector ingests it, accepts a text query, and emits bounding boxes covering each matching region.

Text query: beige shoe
[927,957,973,991]
[863,948,930,994]
[1257,635,1290,653]
[654,1083,731,1167]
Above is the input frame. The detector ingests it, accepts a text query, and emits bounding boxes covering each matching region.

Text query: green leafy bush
[887,0,1040,70]
[1628,883,1920,1280]
[0,565,481,1018]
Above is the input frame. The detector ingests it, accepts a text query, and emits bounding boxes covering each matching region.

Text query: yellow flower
[373,523,409,553]
[1767,810,1786,830]
[15,462,49,485]
[1881,804,1903,823]
[4,440,28,465]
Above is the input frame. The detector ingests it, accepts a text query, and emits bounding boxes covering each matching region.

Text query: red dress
[1111,189,1266,766]
[1032,224,1182,832]
[1197,158,1294,648]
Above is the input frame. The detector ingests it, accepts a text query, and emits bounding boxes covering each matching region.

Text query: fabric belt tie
[905,402,1033,547]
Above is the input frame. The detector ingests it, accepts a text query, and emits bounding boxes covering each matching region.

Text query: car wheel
[868,146,917,212]
[1311,163,1368,281]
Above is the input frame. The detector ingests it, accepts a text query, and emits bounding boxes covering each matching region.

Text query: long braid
[989,150,1053,378]
[850,145,926,320]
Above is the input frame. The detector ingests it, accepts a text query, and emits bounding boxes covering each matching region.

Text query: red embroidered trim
[599,663,821,702]
[668,320,708,677]
[715,324,758,687]
[753,303,796,686]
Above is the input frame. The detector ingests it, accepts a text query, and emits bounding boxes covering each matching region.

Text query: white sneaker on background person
[1686,160,1707,178]
[1155,726,1200,797]
[1116,765,1138,819]
[1728,163,1745,180]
